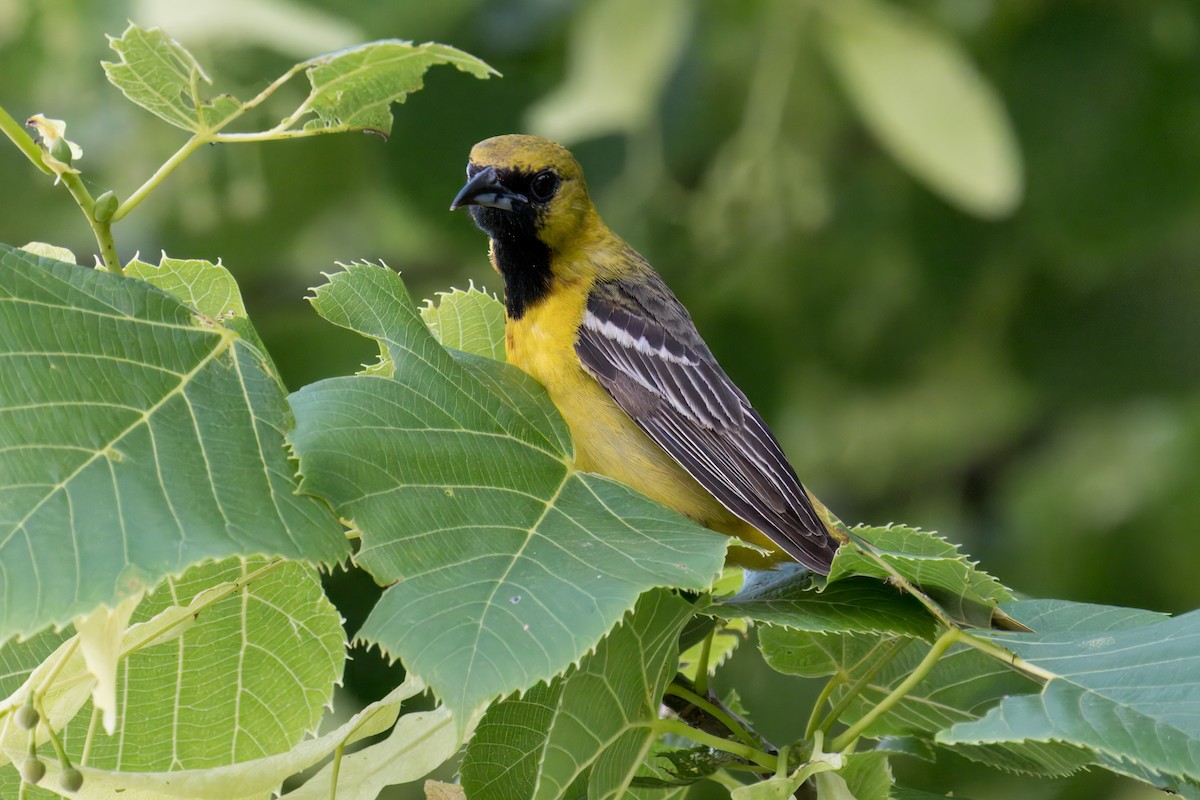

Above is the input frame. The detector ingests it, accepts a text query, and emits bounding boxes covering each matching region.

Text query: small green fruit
[93,190,119,223]
[48,137,73,165]
[60,766,84,792]
[14,703,39,730]
[21,757,46,785]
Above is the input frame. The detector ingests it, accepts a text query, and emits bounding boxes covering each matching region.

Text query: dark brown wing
[575,271,838,573]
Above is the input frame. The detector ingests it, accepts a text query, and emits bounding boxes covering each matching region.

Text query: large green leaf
[817,0,1022,218]
[287,264,727,722]
[940,604,1200,797]
[0,245,347,644]
[102,24,243,132]
[302,40,497,135]
[461,589,696,800]
[0,558,345,797]
[758,600,1110,777]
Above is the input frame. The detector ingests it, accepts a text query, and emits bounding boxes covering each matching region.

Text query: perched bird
[451,134,840,572]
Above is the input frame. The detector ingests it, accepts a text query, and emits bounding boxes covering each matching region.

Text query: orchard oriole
[452,134,839,572]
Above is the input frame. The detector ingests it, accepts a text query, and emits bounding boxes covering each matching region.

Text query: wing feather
[576,274,838,572]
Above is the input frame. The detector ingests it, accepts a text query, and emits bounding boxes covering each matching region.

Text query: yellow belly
[505,289,786,568]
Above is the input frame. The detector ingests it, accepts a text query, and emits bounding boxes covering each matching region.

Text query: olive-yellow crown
[458,134,595,252]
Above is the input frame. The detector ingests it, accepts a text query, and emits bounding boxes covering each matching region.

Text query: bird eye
[529,170,559,202]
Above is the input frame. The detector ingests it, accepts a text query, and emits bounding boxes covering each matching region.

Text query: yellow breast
[505,282,785,567]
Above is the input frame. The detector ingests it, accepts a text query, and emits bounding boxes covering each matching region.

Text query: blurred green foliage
[3,0,1199,797]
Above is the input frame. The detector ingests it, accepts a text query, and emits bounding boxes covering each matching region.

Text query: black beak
[450,165,526,212]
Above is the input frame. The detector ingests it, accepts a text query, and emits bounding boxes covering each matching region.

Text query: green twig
[111,135,205,222]
[818,636,908,734]
[830,628,961,752]
[959,630,1055,683]
[0,105,51,173]
[654,718,778,772]
[665,682,759,749]
[328,740,345,800]
[80,705,102,766]
[33,696,72,769]
[57,171,120,271]
[803,674,843,740]
[692,626,716,697]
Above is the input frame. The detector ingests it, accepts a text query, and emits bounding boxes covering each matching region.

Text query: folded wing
[575,273,838,573]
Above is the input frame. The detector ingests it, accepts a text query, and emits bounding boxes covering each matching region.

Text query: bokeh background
[3,1,1199,798]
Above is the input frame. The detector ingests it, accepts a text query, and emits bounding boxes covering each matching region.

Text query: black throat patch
[466,169,554,320]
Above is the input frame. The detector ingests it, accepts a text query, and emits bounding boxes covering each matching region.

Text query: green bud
[60,766,84,793]
[14,703,39,730]
[93,191,119,223]
[21,757,46,785]
[48,136,73,165]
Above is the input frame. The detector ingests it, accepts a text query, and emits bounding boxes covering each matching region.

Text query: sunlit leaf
[288,264,727,723]
[302,40,497,136]
[420,282,505,361]
[125,254,273,368]
[527,0,689,144]
[0,245,348,645]
[818,0,1022,217]
[0,559,346,796]
[102,23,243,132]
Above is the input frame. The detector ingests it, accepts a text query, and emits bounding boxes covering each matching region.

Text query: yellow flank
[499,239,788,569]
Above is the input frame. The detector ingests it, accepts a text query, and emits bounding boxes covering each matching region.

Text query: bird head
[450,134,592,254]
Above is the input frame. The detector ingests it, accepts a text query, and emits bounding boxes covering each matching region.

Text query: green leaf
[940,605,1200,797]
[460,681,562,800]
[283,703,468,800]
[760,599,1151,777]
[527,0,690,144]
[287,264,727,723]
[102,23,243,132]
[420,282,506,361]
[711,565,934,639]
[125,254,272,362]
[678,617,747,683]
[302,40,497,136]
[0,559,347,797]
[814,751,891,800]
[831,525,1011,626]
[818,0,1022,218]
[82,559,344,769]
[461,590,697,800]
[759,627,889,679]
[0,245,347,644]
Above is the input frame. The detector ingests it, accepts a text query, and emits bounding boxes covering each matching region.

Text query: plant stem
[818,636,908,734]
[665,683,758,749]
[959,630,1056,683]
[654,718,778,772]
[0,105,52,173]
[59,171,120,271]
[33,697,72,768]
[692,627,716,697]
[830,628,961,752]
[803,674,843,740]
[111,135,205,222]
[80,705,101,766]
[328,740,345,800]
